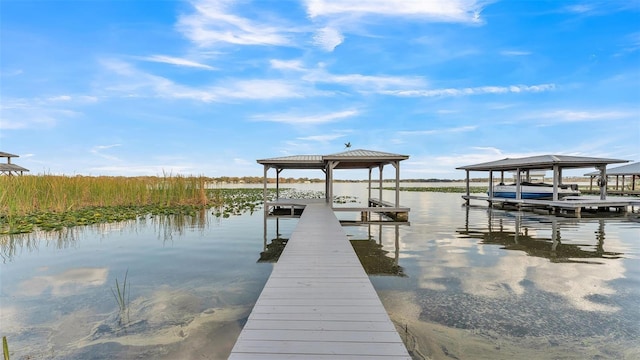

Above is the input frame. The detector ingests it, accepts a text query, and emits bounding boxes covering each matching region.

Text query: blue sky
[1,0,639,179]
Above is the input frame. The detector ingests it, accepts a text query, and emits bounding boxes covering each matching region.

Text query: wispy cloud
[304,0,489,53]
[306,68,426,91]
[305,0,487,23]
[177,0,294,48]
[100,59,307,101]
[270,59,306,71]
[271,59,427,91]
[313,26,344,51]
[500,50,531,56]
[0,98,82,130]
[397,125,477,136]
[535,109,633,122]
[381,83,556,97]
[137,55,216,70]
[252,109,359,125]
[91,144,122,162]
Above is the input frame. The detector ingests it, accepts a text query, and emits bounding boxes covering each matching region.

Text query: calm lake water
[1,183,639,359]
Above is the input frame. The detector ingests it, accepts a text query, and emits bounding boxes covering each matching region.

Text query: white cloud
[500,50,531,56]
[91,144,122,162]
[270,59,306,71]
[177,0,293,47]
[252,109,359,125]
[305,0,487,23]
[381,83,556,97]
[138,55,216,70]
[397,125,477,136]
[536,110,633,122]
[100,59,307,102]
[306,69,426,91]
[313,26,344,51]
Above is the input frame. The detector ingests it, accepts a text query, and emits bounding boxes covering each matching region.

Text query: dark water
[1,184,639,359]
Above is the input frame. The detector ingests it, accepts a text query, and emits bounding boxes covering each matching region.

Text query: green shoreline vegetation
[0,175,280,235]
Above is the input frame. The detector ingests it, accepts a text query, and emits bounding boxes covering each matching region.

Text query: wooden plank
[231,340,409,356]
[241,319,400,332]
[230,203,410,359]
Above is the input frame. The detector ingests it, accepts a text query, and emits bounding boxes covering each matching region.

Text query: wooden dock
[463,195,640,217]
[230,203,410,359]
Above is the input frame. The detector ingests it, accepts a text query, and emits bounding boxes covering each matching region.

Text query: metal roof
[584,162,640,176]
[257,149,409,170]
[0,163,29,172]
[257,154,325,169]
[0,151,19,158]
[457,155,628,171]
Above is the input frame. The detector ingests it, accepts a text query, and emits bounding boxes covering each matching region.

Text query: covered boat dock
[0,151,29,176]
[257,149,410,222]
[584,162,640,196]
[456,155,640,217]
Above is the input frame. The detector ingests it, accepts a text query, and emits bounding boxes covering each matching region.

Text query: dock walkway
[230,203,410,359]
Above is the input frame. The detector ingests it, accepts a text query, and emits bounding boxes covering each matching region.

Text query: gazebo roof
[0,151,19,158]
[257,149,409,170]
[456,155,628,172]
[584,162,640,176]
[0,163,29,172]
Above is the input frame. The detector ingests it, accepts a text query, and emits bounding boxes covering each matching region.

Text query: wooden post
[276,168,282,200]
[598,165,607,200]
[552,165,559,201]
[393,161,400,208]
[465,170,470,205]
[516,168,522,200]
[379,165,384,203]
[263,165,268,216]
[488,170,494,198]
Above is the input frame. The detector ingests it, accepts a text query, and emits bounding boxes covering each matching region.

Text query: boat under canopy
[491,182,580,200]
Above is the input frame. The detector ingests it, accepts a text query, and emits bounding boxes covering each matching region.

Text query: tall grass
[0,174,211,218]
[111,269,130,325]
[2,336,9,360]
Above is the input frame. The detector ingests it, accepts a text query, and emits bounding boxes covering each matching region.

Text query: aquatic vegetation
[2,336,9,360]
[0,175,290,234]
[111,270,130,325]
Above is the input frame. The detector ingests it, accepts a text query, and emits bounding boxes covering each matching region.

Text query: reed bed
[1,175,209,214]
[0,175,211,234]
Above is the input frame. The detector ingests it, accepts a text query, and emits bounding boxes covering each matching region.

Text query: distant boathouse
[0,152,29,176]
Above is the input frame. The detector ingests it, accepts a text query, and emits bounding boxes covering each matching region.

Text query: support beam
[392,161,400,207]
[488,170,494,198]
[326,161,339,204]
[552,165,559,201]
[598,165,607,200]
[516,168,522,200]
[276,168,283,200]
[378,165,384,204]
[263,165,269,216]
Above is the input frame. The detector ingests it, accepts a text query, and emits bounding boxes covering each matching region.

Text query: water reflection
[260,218,405,276]
[458,209,624,263]
[1,227,81,263]
[350,224,405,277]
[17,267,109,296]
[0,212,216,263]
